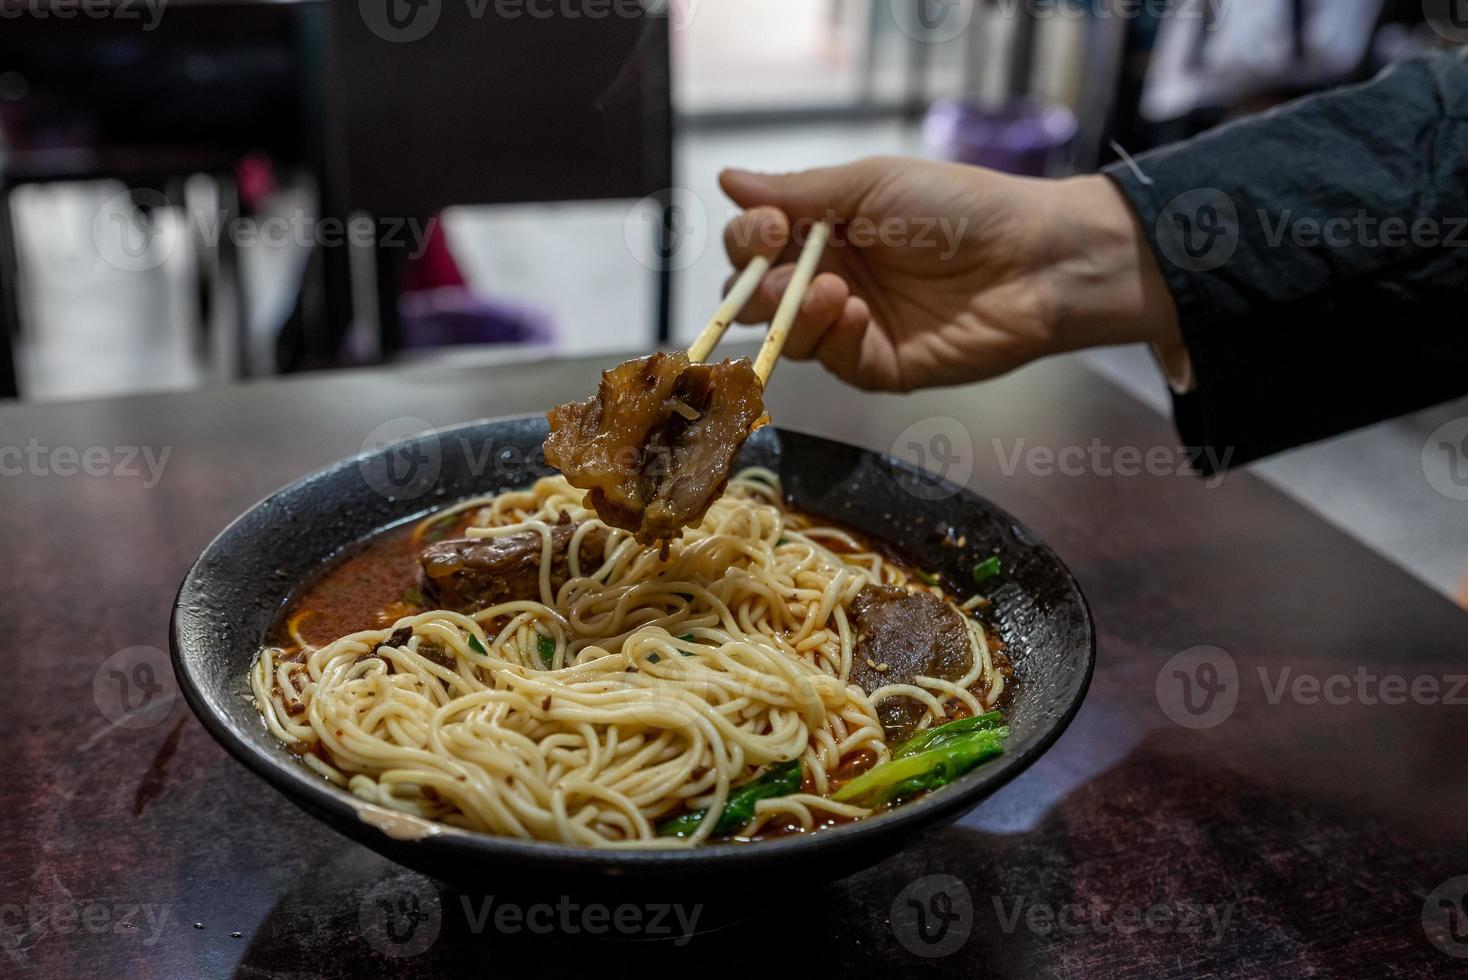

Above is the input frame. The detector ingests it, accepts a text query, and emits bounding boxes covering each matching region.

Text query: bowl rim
[171,416,1095,868]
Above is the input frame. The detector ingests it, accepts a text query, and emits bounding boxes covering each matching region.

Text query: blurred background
[1,0,1465,599]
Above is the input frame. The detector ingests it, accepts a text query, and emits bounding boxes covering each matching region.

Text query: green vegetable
[658,760,802,838]
[972,556,1001,586]
[401,586,426,607]
[833,726,1007,806]
[892,712,1004,759]
[776,537,788,547]
[914,569,941,587]
[536,633,556,669]
[647,653,661,664]
[467,634,488,657]
[678,633,695,643]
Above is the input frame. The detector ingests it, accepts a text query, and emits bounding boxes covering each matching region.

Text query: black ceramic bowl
[172,419,1093,897]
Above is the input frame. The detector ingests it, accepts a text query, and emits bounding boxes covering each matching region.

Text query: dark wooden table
[4,350,1467,978]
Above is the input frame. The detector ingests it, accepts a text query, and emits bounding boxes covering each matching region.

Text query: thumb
[719,163,874,223]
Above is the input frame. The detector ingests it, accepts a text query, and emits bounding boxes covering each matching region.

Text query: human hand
[720,157,1182,392]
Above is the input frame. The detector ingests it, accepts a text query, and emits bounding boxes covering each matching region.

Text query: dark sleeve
[1104,49,1468,472]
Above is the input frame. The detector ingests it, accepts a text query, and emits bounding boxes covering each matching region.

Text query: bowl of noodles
[171,418,1093,894]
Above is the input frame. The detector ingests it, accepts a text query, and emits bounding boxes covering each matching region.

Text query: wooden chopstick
[753,221,831,384]
[687,256,771,363]
[685,219,832,383]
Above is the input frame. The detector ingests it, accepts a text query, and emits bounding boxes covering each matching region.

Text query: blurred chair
[0,2,674,397]
[295,1,674,367]
[0,2,322,398]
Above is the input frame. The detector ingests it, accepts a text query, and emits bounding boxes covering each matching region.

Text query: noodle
[250,470,1005,847]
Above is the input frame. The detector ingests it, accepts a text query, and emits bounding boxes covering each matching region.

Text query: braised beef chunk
[377,626,414,652]
[638,356,767,544]
[543,352,766,547]
[848,584,973,739]
[420,521,607,611]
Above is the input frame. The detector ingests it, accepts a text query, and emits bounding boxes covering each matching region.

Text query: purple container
[923,98,1078,176]
[398,287,555,350]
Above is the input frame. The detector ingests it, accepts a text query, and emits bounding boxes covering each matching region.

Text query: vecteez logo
[1424,0,1468,42]
[1155,646,1239,729]
[624,187,709,272]
[889,416,975,502]
[891,0,975,43]
[359,417,444,501]
[93,646,177,729]
[1423,417,1468,501]
[891,875,973,957]
[361,0,442,42]
[359,872,441,958]
[91,188,178,274]
[1424,875,1468,958]
[1154,188,1239,273]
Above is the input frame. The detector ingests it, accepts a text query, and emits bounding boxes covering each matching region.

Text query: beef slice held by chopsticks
[544,352,766,548]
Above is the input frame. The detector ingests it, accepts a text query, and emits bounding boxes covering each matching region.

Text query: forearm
[1042,175,1187,373]
[1102,49,1468,469]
